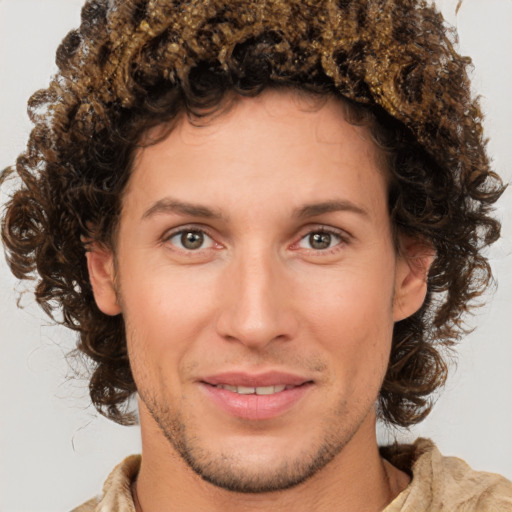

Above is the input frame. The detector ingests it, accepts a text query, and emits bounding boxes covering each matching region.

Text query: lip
[199,371,313,420]
[201,371,310,388]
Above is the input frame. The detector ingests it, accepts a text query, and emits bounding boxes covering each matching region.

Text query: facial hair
[139,388,372,494]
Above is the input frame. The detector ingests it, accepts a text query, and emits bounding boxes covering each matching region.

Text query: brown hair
[1,0,504,426]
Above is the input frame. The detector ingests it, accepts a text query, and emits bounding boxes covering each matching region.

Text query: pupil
[310,232,331,250]
[181,231,204,250]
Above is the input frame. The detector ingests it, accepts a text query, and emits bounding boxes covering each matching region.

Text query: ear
[85,243,121,316]
[393,237,435,322]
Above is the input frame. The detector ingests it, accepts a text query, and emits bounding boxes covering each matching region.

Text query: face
[89,90,426,493]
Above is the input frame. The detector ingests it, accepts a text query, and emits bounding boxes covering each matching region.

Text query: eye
[167,229,215,251]
[297,230,343,251]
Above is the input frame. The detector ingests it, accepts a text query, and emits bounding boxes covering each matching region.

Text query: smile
[200,373,313,420]
[213,384,293,395]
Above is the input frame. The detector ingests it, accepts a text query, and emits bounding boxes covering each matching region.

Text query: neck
[134,410,409,512]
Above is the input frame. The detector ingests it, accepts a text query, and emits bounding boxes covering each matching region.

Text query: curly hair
[1,0,504,427]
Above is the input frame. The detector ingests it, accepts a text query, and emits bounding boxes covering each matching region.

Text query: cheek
[119,264,219,372]
[297,264,396,380]
[298,260,396,329]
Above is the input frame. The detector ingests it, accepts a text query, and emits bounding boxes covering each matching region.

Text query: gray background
[1,0,511,510]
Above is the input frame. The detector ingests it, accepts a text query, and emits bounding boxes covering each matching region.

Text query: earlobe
[86,245,121,316]
[393,239,435,322]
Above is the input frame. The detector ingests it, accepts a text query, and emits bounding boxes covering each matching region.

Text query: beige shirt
[72,438,512,512]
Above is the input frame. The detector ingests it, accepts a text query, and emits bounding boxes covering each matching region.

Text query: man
[1,0,511,510]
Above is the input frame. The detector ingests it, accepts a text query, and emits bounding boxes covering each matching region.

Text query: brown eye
[181,231,204,249]
[168,230,214,250]
[298,230,342,251]
[309,232,332,250]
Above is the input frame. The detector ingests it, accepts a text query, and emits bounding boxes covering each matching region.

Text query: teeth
[237,386,255,395]
[255,386,274,395]
[217,384,288,395]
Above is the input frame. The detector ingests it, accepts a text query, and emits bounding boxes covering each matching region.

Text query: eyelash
[162,225,350,255]
[293,227,349,254]
[163,225,219,253]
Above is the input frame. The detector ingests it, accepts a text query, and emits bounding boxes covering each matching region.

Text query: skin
[88,89,430,511]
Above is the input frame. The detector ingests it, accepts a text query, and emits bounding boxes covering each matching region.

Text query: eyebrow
[142,198,225,221]
[141,197,368,222]
[294,200,369,219]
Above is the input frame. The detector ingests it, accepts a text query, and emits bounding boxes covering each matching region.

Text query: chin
[175,438,348,494]
[146,398,366,494]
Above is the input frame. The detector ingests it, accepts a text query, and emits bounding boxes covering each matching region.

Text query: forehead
[136,88,383,162]
[123,89,388,223]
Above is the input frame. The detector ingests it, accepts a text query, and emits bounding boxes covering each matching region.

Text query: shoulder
[70,497,100,512]
[383,438,512,512]
[70,454,141,512]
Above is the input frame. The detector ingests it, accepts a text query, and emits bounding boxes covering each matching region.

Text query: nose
[215,249,298,349]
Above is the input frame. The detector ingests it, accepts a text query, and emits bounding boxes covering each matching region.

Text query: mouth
[199,372,313,420]
[201,371,310,388]
[209,384,299,395]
